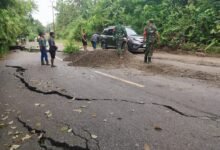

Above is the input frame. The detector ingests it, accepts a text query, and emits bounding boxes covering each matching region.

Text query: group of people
[38,32,57,67]
[81,29,99,51]
[81,19,159,63]
[38,19,158,67]
[114,19,160,63]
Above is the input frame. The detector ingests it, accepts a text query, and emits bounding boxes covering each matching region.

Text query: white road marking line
[94,71,145,88]
[55,56,63,61]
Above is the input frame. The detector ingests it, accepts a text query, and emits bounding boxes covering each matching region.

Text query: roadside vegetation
[64,42,80,54]
[0,0,44,57]
[1,0,219,57]
[55,0,220,54]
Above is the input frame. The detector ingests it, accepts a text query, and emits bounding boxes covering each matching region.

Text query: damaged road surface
[0,51,220,150]
[17,117,96,150]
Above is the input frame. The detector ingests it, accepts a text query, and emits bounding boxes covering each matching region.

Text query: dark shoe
[51,65,56,68]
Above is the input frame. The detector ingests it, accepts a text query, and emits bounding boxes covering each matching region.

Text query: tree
[0,0,36,54]
[55,0,220,52]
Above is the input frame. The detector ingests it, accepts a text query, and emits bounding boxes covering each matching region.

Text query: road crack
[152,103,220,122]
[15,74,73,99]
[65,124,100,150]
[49,120,100,150]
[82,128,101,150]
[14,74,145,104]
[7,65,145,105]
[6,65,27,76]
[7,65,220,122]
[17,117,90,150]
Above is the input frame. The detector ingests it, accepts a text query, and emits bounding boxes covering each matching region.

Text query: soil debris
[65,50,133,68]
[64,50,220,85]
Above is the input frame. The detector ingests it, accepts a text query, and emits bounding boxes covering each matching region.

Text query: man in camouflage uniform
[144,20,160,63]
[114,23,127,58]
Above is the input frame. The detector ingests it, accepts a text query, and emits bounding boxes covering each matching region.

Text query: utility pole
[51,0,55,32]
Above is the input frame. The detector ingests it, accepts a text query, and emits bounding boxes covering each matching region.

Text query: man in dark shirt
[48,32,57,67]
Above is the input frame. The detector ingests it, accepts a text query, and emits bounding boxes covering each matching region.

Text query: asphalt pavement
[0,50,220,150]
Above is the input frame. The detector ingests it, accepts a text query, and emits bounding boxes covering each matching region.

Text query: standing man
[144,20,160,63]
[38,33,49,65]
[114,22,127,58]
[48,32,57,67]
[91,33,99,50]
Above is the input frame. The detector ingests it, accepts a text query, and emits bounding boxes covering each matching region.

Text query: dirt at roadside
[64,50,220,86]
[64,50,133,68]
[137,63,220,83]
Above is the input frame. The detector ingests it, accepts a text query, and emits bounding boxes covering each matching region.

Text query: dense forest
[0,0,44,55]
[55,0,220,53]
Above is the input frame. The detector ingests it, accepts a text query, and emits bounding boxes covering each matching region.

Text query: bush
[0,44,8,57]
[28,33,36,42]
[64,42,80,54]
[180,43,197,51]
[206,46,220,54]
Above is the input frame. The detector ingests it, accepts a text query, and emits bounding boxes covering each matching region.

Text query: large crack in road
[5,65,145,105]
[17,117,91,150]
[6,65,27,76]
[15,74,73,99]
[152,103,220,122]
[7,65,220,123]
[15,74,145,104]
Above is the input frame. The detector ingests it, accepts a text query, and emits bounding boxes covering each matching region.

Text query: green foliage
[64,42,80,54]
[206,46,220,54]
[0,0,36,54]
[180,43,197,51]
[27,19,45,41]
[55,0,220,53]
[28,32,36,42]
[0,0,14,9]
[0,45,8,57]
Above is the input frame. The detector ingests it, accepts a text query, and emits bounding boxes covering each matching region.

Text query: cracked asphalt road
[0,50,220,150]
